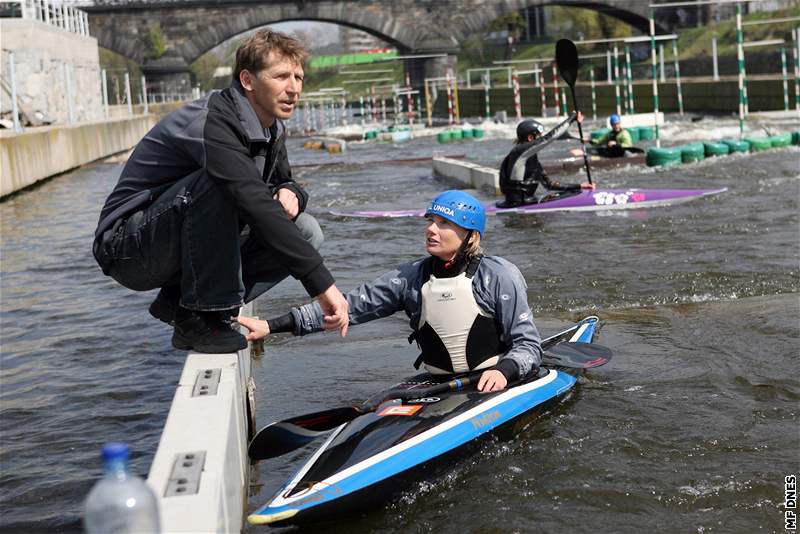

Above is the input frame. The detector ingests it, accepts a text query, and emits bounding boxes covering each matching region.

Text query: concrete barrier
[0,115,157,198]
[146,304,256,533]
[433,156,500,195]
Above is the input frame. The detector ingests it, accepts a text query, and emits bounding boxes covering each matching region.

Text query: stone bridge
[84,0,677,90]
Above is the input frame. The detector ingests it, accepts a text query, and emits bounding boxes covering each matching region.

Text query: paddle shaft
[363,372,483,411]
[567,81,593,184]
[556,39,594,185]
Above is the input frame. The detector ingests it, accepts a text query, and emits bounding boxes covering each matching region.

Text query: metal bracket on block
[164,451,206,497]
[192,368,221,397]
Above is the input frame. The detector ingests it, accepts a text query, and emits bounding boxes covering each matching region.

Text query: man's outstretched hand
[319,284,349,337]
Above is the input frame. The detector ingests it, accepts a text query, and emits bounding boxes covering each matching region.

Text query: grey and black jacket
[289,255,543,381]
[93,80,333,295]
[499,113,582,199]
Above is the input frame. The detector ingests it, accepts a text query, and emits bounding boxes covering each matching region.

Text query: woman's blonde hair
[464,233,483,260]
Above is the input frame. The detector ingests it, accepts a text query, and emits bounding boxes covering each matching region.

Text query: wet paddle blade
[543,341,612,368]
[556,39,579,88]
[248,406,360,461]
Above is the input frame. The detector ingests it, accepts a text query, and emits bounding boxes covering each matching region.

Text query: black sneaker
[149,287,179,325]
[172,310,247,353]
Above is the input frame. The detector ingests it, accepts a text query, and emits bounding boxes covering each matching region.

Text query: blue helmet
[609,113,621,125]
[426,190,486,236]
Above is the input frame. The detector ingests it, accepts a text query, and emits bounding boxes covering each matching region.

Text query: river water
[1,115,798,533]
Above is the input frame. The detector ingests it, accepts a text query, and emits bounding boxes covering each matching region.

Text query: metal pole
[452,73,460,123]
[561,88,568,115]
[781,47,789,111]
[483,72,491,120]
[9,52,21,131]
[359,96,365,126]
[552,62,560,116]
[712,35,720,81]
[736,4,745,137]
[124,71,132,116]
[512,70,522,120]
[590,68,597,120]
[371,85,377,122]
[141,75,149,114]
[794,29,800,112]
[64,62,75,124]
[650,9,661,147]
[405,72,413,125]
[100,69,108,118]
[606,49,613,83]
[424,80,433,127]
[446,72,454,125]
[659,43,666,82]
[507,66,512,88]
[673,40,684,116]
[613,45,621,116]
[625,45,634,114]
[539,67,547,118]
[622,62,629,114]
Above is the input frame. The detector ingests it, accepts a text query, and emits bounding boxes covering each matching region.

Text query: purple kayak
[329,188,728,218]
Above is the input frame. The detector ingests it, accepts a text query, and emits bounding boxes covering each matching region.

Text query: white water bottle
[84,443,161,533]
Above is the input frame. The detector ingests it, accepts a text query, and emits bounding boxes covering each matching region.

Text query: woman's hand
[477,370,507,392]
[236,316,270,341]
[580,182,596,190]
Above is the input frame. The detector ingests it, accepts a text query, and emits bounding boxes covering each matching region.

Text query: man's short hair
[233,29,309,81]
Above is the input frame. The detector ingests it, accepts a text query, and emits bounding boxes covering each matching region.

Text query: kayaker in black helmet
[497,111,595,209]
[238,190,543,393]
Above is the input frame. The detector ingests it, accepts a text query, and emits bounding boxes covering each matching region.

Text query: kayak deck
[329,188,727,218]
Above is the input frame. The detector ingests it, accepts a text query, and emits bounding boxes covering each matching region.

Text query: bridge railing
[0,0,89,36]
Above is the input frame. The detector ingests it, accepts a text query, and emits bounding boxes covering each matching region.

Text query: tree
[148,23,168,60]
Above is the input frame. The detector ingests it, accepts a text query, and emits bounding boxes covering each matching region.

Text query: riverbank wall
[0,102,182,199]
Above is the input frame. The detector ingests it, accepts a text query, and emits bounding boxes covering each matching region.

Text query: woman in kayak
[498,111,595,208]
[238,190,542,392]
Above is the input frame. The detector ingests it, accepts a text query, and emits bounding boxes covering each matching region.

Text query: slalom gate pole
[649,8,661,147]
[673,39,684,116]
[737,4,745,138]
[613,45,621,116]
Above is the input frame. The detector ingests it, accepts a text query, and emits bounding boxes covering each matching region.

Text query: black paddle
[555,38,593,184]
[248,371,484,460]
[248,341,612,461]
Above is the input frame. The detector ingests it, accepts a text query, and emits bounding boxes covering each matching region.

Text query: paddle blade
[248,406,360,461]
[543,341,612,369]
[556,39,579,87]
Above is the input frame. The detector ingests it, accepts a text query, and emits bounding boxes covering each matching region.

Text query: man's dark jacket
[93,81,333,296]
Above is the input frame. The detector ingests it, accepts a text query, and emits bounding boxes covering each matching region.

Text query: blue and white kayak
[248,317,601,527]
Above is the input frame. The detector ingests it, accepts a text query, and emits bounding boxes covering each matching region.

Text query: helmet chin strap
[444,230,473,269]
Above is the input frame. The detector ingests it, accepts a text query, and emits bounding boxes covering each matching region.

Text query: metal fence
[0,0,89,36]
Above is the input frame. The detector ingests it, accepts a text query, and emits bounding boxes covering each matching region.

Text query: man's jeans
[98,170,323,311]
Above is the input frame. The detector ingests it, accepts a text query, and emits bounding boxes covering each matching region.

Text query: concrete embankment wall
[0,102,182,199]
[146,302,256,533]
[0,115,156,198]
